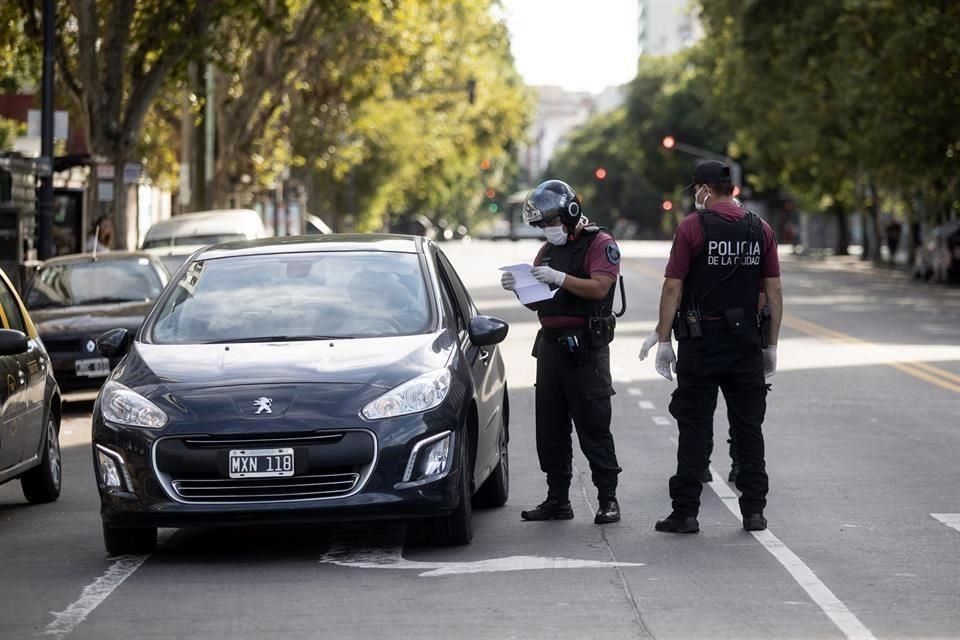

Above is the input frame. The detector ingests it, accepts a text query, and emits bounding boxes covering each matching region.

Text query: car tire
[21,413,62,504]
[424,435,473,546]
[473,424,508,508]
[102,523,157,555]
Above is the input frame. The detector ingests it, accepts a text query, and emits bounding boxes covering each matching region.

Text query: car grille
[153,430,377,504]
[171,472,361,502]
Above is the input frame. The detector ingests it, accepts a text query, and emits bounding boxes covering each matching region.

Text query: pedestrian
[85,215,114,252]
[500,179,623,524]
[639,161,782,533]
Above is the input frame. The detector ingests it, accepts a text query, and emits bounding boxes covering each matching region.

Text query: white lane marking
[319,533,643,577]
[931,513,960,533]
[707,468,876,640]
[44,532,170,638]
[627,388,644,396]
[637,400,655,410]
[652,416,671,426]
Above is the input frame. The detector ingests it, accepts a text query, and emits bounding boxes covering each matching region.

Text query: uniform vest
[538,226,617,319]
[682,211,763,318]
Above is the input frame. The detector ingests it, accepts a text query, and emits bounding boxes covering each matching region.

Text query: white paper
[499,263,558,304]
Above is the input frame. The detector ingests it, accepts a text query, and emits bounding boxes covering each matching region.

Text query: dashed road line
[637,400,655,410]
[931,513,960,533]
[44,532,171,638]
[651,416,671,426]
[707,467,877,640]
[627,388,644,396]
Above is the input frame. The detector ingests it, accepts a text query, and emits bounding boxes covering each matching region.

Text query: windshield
[148,251,433,344]
[27,258,165,309]
[141,233,247,249]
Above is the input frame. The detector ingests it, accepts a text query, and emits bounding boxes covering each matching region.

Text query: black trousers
[535,337,621,500]
[668,336,769,518]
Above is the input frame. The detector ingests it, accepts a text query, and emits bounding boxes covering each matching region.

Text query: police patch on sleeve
[605,243,621,265]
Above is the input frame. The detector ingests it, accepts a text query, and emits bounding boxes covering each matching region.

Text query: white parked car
[141,209,268,273]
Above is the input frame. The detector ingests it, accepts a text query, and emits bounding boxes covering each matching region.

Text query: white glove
[531,265,566,287]
[501,271,516,291]
[638,331,659,360]
[655,342,677,381]
[763,346,777,378]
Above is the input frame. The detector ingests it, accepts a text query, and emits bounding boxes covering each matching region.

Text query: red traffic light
[594,167,607,180]
[485,188,496,199]
[479,159,491,170]
[661,200,673,211]
[662,136,676,149]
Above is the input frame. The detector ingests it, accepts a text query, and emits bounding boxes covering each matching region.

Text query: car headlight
[361,368,451,420]
[99,381,168,428]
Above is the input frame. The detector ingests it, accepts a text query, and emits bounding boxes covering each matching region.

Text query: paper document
[499,263,558,304]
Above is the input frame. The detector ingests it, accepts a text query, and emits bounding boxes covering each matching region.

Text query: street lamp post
[662,136,742,188]
[36,0,56,260]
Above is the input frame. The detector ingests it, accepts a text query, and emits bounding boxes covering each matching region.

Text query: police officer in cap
[642,161,782,533]
[500,179,623,524]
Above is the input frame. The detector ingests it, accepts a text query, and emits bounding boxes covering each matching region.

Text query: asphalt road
[2,239,958,640]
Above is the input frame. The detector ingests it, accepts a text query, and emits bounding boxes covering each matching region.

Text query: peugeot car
[0,268,62,504]
[26,252,169,392]
[92,235,510,554]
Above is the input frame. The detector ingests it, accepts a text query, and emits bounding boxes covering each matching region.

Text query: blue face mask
[543,226,568,245]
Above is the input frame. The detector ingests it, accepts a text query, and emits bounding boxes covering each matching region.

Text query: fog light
[403,431,452,483]
[95,445,130,491]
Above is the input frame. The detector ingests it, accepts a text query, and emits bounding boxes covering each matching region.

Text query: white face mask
[694,186,711,211]
[543,225,568,245]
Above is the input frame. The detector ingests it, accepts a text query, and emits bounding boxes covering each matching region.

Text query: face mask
[543,225,568,245]
[694,186,711,211]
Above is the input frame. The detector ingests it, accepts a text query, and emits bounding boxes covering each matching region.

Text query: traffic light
[479,159,491,171]
[487,203,498,213]
[485,188,496,199]
[661,200,673,211]
[662,136,676,149]
[594,167,607,180]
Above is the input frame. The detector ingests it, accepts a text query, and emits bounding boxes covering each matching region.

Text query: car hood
[31,300,154,337]
[121,331,456,391]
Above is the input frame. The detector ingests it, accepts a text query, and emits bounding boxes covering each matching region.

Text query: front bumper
[93,415,462,529]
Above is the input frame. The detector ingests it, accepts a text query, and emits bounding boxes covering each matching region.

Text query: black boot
[521,497,574,521]
[654,513,700,533]
[743,513,767,531]
[594,497,620,524]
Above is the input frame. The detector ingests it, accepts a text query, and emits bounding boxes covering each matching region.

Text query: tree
[16,0,240,248]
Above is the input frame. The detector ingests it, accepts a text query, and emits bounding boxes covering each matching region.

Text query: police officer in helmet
[642,161,782,533]
[500,180,623,524]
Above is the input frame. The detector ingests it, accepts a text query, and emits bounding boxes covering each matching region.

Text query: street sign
[26,109,69,140]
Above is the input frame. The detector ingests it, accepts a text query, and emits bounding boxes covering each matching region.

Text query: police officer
[500,180,622,524]
[643,161,782,533]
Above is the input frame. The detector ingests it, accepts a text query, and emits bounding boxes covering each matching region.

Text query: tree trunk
[834,204,850,255]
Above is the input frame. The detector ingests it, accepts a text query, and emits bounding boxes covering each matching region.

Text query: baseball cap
[684,160,732,191]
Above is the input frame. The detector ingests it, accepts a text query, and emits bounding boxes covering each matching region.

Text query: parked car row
[2,218,511,557]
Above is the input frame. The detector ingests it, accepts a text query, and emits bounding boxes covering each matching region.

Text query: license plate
[75,357,111,378]
[228,448,294,478]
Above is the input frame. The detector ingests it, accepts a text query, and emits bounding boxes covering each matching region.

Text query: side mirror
[0,329,29,356]
[97,328,131,359]
[468,315,509,347]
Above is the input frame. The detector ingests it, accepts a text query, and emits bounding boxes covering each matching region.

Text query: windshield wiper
[207,335,355,344]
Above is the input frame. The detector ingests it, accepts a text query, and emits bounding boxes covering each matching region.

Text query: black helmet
[522,180,583,228]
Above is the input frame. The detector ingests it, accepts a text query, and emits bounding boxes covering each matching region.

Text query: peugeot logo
[253,397,273,415]
[85,340,97,353]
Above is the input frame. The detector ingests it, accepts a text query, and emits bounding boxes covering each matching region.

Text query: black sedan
[25,252,169,392]
[92,235,510,554]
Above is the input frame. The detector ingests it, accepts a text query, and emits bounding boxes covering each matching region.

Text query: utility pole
[204,62,216,209]
[36,0,55,259]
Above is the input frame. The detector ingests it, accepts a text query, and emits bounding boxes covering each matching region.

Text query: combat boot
[594,497,620,524]
[743,513,767,531]
[521,498,574,521]
[654,513,700,533]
